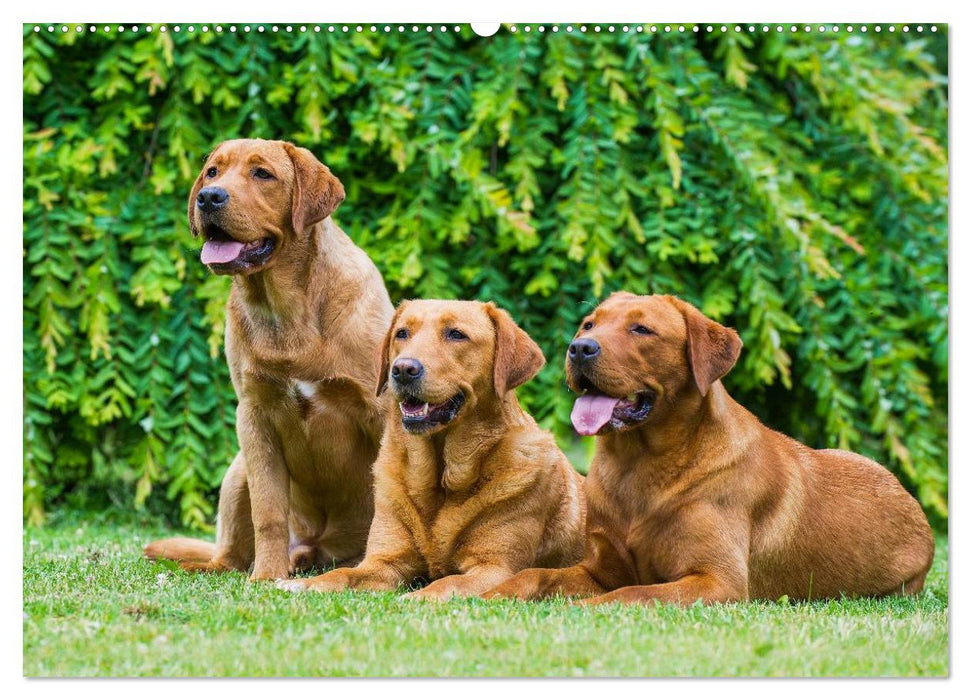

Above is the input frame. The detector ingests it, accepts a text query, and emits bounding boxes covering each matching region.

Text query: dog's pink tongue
[201,240,244,265]
[571,394,620,436]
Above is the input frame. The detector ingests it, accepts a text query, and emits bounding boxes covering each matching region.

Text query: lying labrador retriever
[278,299,586,600]
[145,139,393,580]
[487,292,934,605]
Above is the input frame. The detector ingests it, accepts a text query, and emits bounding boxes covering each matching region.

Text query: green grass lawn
[23,511,949,677]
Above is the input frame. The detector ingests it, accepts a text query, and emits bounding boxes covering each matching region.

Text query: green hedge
[23,24,948,529]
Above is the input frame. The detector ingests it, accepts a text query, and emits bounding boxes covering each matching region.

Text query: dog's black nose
[391,358,424,384]
[197,186,229,212]
[568,338,601,363]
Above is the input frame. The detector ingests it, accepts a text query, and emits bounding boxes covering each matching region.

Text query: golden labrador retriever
[278,299,585,600]
[487,292,934,605]
[145,139,392,580]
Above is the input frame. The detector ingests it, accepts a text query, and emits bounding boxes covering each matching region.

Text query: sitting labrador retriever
[278,299,586,600]
[145,139,393,580]
[487,292,934,605]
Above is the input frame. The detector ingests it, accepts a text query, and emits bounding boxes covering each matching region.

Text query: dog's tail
[144,537,225,572]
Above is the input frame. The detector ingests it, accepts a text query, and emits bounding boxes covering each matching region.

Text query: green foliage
[23,24,948,528]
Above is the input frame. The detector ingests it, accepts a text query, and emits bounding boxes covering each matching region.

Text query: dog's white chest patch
[292,380,318,402]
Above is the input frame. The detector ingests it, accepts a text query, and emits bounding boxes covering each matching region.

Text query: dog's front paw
[483,570,540,600]
[276,578,311,593]
[403,586,453,602]
[250,566,290,582]
[277,570,352,593]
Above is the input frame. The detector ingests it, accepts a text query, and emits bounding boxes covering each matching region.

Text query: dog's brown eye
[445,328,468,341]
[582,321,594,331]
[206,167,217,178]
[253,167,274,180]
[631,324,655,336]
[394,328,409,340]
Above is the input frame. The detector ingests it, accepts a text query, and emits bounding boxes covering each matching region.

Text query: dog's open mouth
[398,393,466,434]
[570,389,655,436]
[200,224,276,273]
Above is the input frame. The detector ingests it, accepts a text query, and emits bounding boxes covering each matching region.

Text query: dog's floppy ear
[186,167,206,237]
[672,297,743,397]
[283,142,346,233]
[375,304,407,397]
[486,303,546,396]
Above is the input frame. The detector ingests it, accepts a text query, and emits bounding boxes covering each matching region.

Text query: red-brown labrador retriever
[487,292,934,605]
[279,300,585,600]
[145,139,392,580]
